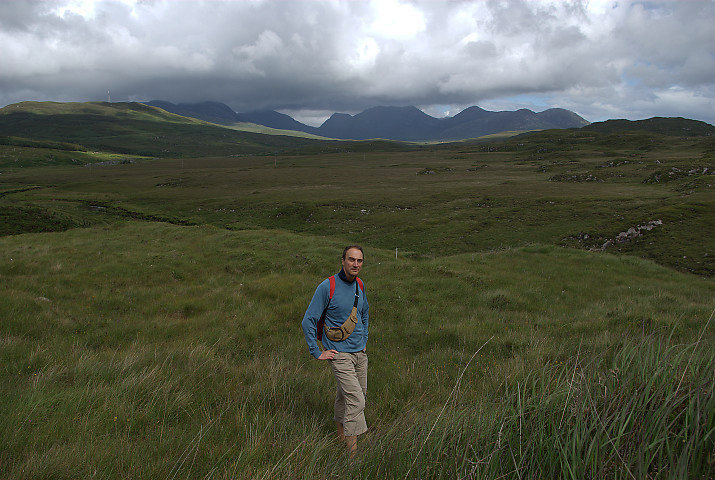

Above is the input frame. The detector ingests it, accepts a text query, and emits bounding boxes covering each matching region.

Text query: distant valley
[145,100,591,141]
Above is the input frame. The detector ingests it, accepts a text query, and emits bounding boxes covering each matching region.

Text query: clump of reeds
[460,337,714,479]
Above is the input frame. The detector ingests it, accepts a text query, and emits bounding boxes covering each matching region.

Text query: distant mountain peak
[145,100,242,125]
[317,104,590,141]
[145,100,592,141]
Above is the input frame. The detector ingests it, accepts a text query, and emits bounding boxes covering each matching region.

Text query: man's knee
[345,389,365,413]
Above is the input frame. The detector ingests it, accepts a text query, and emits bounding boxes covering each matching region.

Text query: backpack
[317,275,364,342]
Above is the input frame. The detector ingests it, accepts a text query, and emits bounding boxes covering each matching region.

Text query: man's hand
[318,349,338,360]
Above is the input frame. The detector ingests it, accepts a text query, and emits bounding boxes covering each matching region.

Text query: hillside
[145,100,243,125]
[0,101,323,157]
[145,100,323,135]
[239,110,320,135]
[582,117,715,136]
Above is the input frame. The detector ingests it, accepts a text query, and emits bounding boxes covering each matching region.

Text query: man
[301,245,369,455]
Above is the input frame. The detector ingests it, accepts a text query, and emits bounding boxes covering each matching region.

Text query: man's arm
[301,280,337,360]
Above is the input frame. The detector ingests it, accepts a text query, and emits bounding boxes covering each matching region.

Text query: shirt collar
[338,268,356,283]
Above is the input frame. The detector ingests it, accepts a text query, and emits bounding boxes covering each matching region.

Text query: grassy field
[1,223,712,478]
[0,104,713,478]
[2,128,712,274]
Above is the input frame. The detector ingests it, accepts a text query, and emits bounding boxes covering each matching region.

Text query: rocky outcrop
[597,220,663,250]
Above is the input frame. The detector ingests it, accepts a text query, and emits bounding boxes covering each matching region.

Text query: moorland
[0,101,713,479]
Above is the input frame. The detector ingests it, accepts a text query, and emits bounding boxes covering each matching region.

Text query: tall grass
[1,222,712,478]
[277,336,713,479]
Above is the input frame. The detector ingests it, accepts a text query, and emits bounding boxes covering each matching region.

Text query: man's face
[341,248,364,279]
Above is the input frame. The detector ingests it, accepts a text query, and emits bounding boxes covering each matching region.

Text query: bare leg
[337,422,356,455]
[345,435,357,456]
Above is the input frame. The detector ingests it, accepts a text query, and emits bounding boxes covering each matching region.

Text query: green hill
[0,101,323,157]
[582,116,714,136]
[223,121,334,140]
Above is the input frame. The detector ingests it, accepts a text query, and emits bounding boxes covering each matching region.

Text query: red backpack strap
[329,275,336,298]
[356,277,364,291]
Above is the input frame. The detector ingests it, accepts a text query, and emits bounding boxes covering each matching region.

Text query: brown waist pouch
[322,280,361,342]
[324,306,359,342]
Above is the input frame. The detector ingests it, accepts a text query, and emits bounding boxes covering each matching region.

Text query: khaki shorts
[328,351,368,437]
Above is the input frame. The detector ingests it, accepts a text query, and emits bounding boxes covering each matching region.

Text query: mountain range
[0,101,711,163]
[145,101,591,141]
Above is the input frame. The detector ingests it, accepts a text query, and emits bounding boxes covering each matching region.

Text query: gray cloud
[0,0,713,125]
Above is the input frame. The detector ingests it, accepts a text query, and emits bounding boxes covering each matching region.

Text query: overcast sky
[1,0,713,126]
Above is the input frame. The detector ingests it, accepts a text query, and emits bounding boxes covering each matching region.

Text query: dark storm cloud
[0,0,713,125]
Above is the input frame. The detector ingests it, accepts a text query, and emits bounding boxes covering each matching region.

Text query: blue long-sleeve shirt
[301,272,369,359]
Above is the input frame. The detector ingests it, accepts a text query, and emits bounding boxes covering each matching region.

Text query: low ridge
[582,117,714,136]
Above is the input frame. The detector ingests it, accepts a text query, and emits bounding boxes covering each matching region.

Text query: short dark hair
[342,245,364,259]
